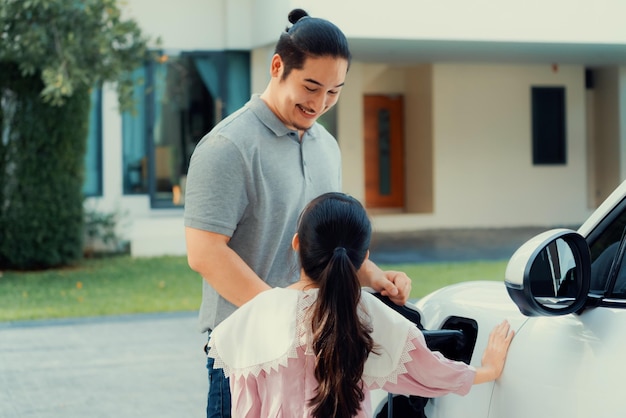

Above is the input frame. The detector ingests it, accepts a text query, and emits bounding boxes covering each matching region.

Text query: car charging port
[369,293,478,364]
[435,316,478,365]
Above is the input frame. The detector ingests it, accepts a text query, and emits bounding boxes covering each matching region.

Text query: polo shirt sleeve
[184,134,249,237]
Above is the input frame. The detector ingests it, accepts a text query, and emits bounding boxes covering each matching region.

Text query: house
[84,0,626,256]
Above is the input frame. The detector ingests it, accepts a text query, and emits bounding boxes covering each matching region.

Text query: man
[184,8,412,418]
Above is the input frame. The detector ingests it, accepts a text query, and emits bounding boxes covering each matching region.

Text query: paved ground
[368,226,551,264]
[0,226,562,418]
[0,312,207,418]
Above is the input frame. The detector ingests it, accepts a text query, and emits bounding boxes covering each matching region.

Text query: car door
[489,194,626,417]
[488,307,626,417]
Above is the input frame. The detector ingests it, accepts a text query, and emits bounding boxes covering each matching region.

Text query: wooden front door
[363,95,405,209]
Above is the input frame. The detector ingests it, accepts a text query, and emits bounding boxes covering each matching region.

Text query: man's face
[266,55,348,133]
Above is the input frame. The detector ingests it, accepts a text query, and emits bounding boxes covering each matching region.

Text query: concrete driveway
[0,312,207,418]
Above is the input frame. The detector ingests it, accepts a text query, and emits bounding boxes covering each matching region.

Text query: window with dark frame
[531,87,566,165]
[83,87,103,197]
[120,51,250,208]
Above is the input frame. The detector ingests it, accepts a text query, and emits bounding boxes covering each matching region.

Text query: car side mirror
[504,229,591,316]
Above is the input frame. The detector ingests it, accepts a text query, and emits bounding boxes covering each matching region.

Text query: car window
[610,248,626,297]
[589,200,626,295]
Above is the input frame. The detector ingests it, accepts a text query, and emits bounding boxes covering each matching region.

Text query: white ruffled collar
[207,288,417,388]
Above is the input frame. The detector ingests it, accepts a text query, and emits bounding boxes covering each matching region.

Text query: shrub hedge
[0,63,90,269]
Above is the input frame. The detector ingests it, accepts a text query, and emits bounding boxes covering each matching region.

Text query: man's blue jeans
[206,337,231,418]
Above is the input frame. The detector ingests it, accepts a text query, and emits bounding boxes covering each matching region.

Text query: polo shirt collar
[247,94,319,140]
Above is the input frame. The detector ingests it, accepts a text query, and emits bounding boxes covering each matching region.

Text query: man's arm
[358,258,412,305]
[186,227,271,307]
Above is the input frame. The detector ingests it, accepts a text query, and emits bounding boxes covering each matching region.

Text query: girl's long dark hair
[297,192,374,418]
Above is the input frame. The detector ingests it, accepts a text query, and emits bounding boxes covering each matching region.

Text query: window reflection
[122,66,148,195]
[530,238,579,309]
[121,52,250,208]
[378,109,391,196]
[151,56,215,206]
[83,88,102,197]
[589,207,626,295]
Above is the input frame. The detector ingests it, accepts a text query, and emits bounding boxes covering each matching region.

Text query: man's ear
[269,54,284,78]
[292,233,300,251]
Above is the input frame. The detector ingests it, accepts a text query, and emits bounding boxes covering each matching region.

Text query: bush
[0,1,152,269]
[83,206,130,257]
[0,63,90,269]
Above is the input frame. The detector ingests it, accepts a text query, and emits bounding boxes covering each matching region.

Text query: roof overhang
[349,38,626,66]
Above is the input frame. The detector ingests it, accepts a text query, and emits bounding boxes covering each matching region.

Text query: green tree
[0,0,154,269]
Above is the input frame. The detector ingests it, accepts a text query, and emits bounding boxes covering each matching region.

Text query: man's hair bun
[288,8,309,25]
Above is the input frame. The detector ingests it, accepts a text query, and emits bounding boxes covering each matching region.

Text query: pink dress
[208,288,475,417]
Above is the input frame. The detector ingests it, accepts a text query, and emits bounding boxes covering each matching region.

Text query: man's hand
[376,269,412,305]
[359,259,412,305]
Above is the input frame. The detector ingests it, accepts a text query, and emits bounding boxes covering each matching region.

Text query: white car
[372,179,626,418]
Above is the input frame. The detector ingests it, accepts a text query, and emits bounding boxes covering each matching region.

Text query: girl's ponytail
[296,193,374,418]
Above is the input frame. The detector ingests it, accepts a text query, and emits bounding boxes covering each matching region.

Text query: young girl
[207,192,514,417]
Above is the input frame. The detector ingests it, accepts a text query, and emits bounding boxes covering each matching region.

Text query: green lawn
[0,256,508,322]
[382,260,509,297]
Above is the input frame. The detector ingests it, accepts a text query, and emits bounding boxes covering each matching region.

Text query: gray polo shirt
[184,95,342,332]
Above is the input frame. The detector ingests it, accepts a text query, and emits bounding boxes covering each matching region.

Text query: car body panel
[577,179,626,237]
[488,307,626,417]
[419,283,626,418]
[416,282,527,418]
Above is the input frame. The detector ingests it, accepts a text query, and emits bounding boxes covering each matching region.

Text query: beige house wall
[591,68,621,205]
[334,62,592,231]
